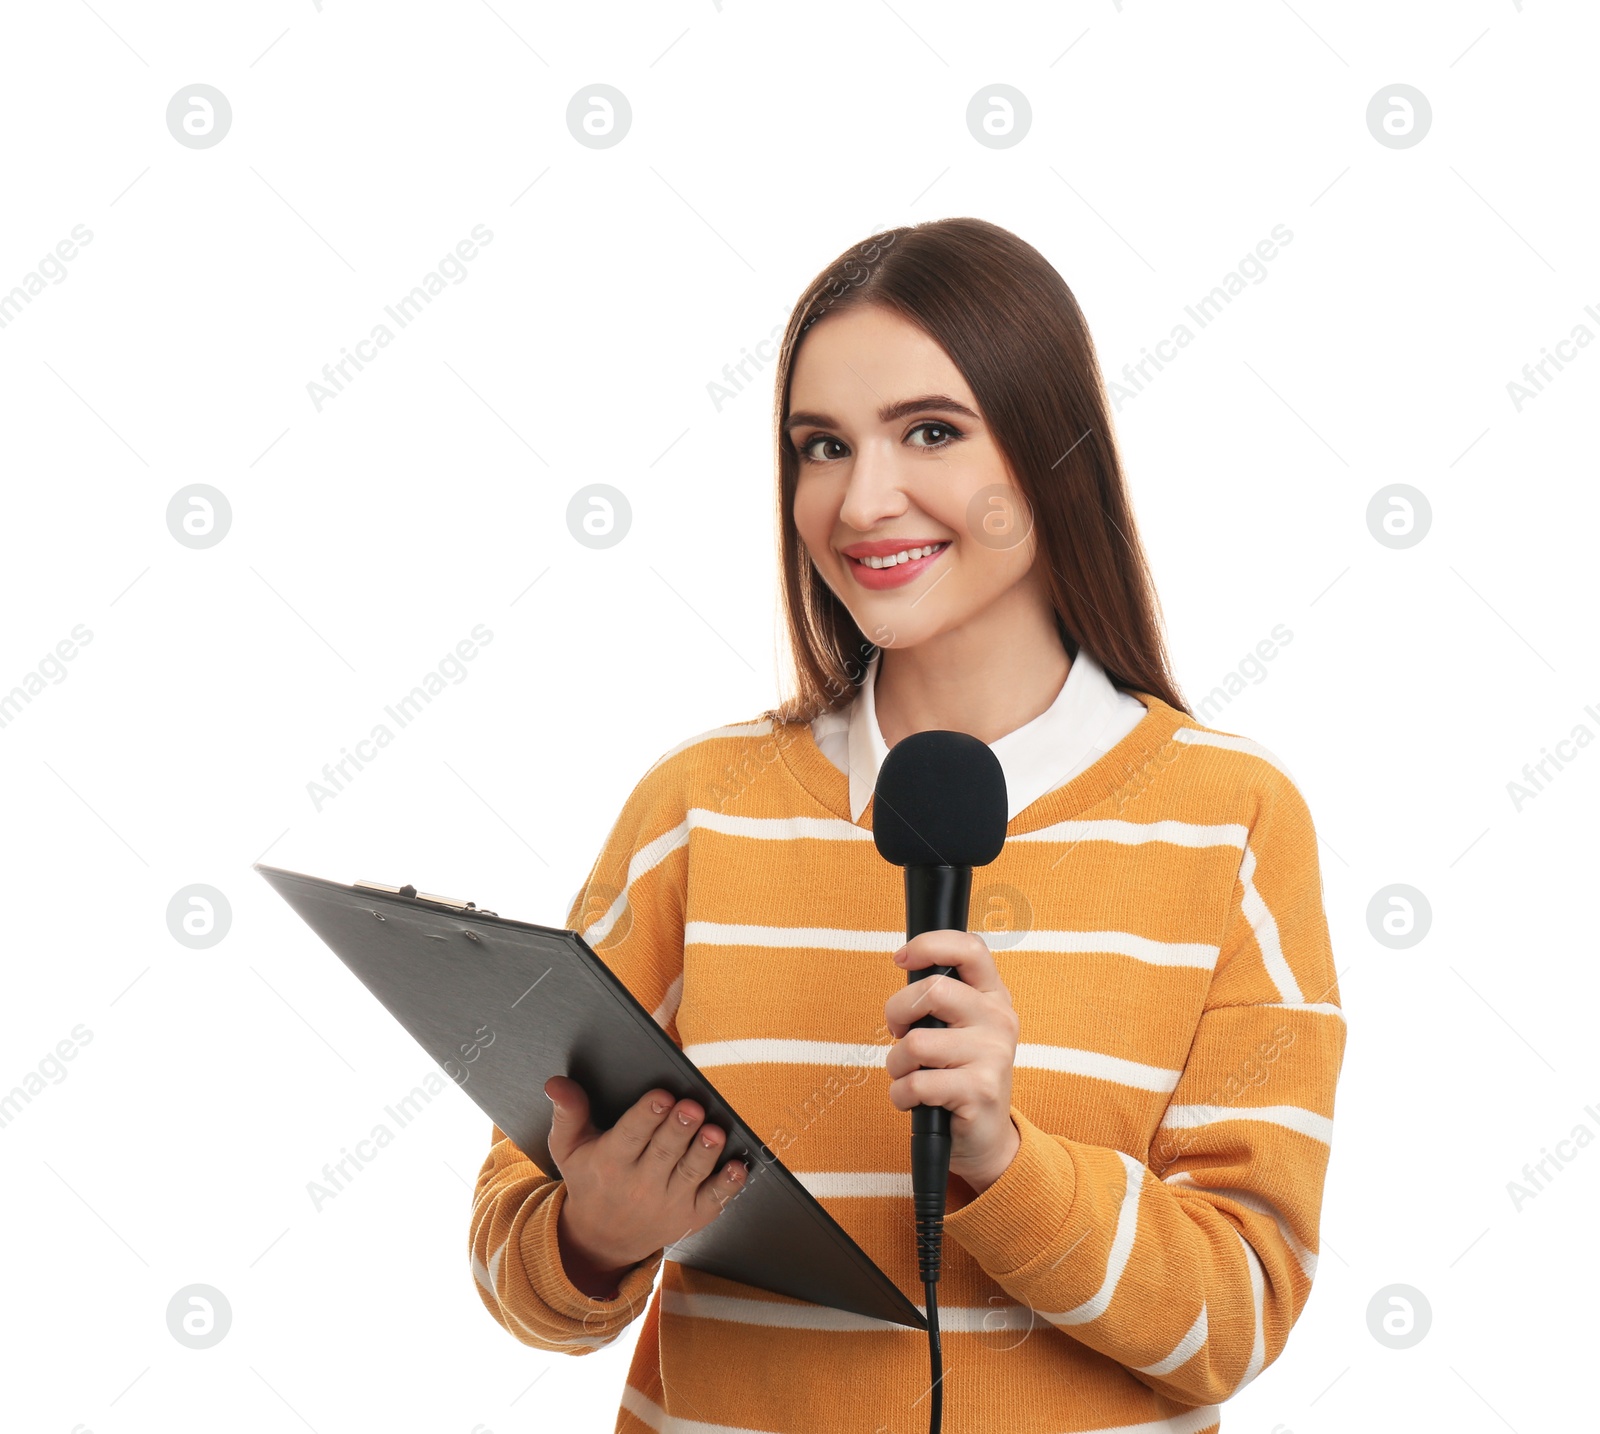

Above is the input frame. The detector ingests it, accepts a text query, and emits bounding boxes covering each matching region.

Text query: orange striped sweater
[470,691,1346,1433]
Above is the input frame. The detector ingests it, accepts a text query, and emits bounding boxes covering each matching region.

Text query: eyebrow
[783,393,982,434]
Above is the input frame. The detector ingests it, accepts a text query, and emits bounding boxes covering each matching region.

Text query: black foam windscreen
[872,729,1009,869]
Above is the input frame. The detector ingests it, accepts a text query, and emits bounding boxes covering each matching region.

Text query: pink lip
[843,540,951,591]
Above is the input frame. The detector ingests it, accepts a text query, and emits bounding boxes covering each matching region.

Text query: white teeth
[860,542,947,569]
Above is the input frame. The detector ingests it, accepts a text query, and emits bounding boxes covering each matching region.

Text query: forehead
[789,305,970,412]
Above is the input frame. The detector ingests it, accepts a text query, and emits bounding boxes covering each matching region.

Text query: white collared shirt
[810,646,1148,824]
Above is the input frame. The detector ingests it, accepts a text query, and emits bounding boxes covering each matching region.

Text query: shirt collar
[843,645,1134,824]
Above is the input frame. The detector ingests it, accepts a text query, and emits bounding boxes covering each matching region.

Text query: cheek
[792,485,845,580]
[962,530,1035,599]
[791,483,828,550]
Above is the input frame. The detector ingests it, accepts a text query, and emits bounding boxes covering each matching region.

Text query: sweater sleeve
[942,768,1346,1407]
[468,757,690,1354]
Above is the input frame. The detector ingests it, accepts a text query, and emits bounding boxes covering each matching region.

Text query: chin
[856,613,943,651]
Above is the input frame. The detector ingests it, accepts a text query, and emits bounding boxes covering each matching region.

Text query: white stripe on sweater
[1164,1170,1318,1281]
[1260,1000,1345,1021]
[646,719,776,776]
[652,970,684,1030]
[1159,1102,1333,1145]
[686,922,900,952]
[583,818,690,944]
[1135,1301,1208,1377]
[792,1171,911,1199]
[1231,1228,1268,1393]
[1043,1150,1146,1326]
[1016,1043,1182,1092]
[684,921,1219,970]
[661,1287,909,1332]
[690,805,1246,851]
[1173,726,1298,786]
[688,807,873,843]
[1003,928,1218,967]
[621,1383,781,1434]
[478,1241,612,1349]
[684,1038,1182,1094]
[1010,817,1247,849]
[684,1038,888,1070]
[662,1287,1034,1334]
[622,1378,1221,1434]
[1237,843,1304,1002]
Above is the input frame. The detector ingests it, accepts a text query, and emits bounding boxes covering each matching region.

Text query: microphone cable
[911,1094,952,1434]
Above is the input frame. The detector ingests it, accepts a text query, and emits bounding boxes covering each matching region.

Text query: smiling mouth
[845,540,951,570]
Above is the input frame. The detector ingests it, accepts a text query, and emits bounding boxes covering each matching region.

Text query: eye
[907,421,962,449]
[796,434,848,463]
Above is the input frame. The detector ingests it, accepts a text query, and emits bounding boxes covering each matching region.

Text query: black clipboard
[254,862,926,1331]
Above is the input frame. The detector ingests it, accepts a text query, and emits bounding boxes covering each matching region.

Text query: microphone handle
[904,864,973,1149]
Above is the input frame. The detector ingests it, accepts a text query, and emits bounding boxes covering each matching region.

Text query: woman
[470,217,1345,1434]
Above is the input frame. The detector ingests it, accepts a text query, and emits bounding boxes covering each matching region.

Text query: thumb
[544,1075,593,1166]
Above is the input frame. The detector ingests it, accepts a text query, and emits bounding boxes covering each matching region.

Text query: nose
[837,436,911,534]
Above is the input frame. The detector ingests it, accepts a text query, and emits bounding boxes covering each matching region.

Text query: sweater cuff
[942,1106,1078,1279]
[523,1181,665,1327]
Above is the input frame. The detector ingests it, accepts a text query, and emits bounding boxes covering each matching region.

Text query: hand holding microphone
[883,930,1022,1194]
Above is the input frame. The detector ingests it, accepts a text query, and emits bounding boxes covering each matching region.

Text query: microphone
[873,730,1008,1434]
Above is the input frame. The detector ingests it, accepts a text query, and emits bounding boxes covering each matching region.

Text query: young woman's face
[787,303,1039,651]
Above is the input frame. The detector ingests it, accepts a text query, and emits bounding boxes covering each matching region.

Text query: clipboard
[254,862,927,1331]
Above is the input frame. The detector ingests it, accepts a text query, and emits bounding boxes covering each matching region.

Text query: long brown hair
[763,216,1189,726]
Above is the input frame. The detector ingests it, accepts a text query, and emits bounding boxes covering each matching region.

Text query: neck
[873,581,1071,748]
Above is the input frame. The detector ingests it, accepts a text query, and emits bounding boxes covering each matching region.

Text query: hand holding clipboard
[543,1076,749,1299]
[254,861,926,1331]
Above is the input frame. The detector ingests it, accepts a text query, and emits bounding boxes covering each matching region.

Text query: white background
[2,1,1595,1431]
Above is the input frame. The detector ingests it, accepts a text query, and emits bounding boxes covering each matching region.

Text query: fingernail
[651,1099,668,1114]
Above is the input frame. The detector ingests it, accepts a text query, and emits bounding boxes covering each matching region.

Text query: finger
[884,969,984,1038]
[893,930,998,989]
[602,1085,679,1165]
[544,1075,600,1168]
[644,1096,705,1182]
[671,1115,728,1193]
[887,1066,979,1115]
[884,1025,964,1081]
[692,1154,749,1227]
